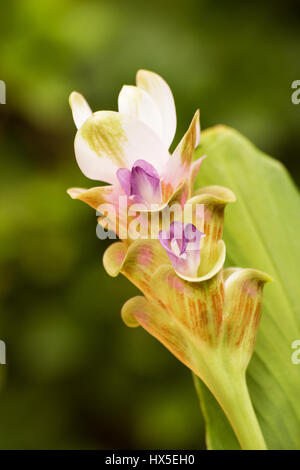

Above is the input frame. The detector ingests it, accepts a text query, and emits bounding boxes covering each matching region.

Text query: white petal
[118,85,164,142]
[136,70,176,149]
[74,111,170,184]
[69,92,92,129]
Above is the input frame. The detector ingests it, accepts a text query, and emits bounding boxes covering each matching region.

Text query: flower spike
[68,70,272,450]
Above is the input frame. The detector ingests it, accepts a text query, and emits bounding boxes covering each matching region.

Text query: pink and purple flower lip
[159,221,205,279]
[117,159,162,207]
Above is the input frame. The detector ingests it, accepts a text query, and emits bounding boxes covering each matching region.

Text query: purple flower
[117,159,162,207]
[159,221,205,279]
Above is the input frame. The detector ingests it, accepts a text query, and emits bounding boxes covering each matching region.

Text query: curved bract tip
[103,242,127,277]
[175,240,226,283]
[103,239,170,298]
[224,267,274,287]
[121,297,141,328]
[190,185,236,205]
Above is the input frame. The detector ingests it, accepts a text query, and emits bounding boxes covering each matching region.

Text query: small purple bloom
[159,221,205,278]
[117,159,162,207]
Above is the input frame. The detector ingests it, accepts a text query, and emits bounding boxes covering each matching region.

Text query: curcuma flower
[68,70,272,450]
[67,70,204,238]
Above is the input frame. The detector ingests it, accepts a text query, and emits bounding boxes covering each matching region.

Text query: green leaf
[193,126,300,450]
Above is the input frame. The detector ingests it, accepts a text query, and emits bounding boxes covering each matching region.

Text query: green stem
[193,357,267,450]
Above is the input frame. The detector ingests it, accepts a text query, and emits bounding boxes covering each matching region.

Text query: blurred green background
[0,0,299,449]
